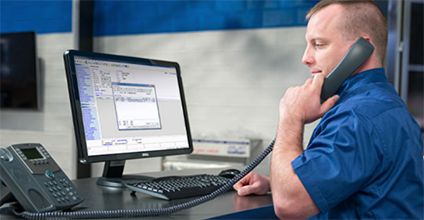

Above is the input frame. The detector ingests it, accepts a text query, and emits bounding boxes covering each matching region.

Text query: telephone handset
[0,143,84,212]
[320,37,374,102]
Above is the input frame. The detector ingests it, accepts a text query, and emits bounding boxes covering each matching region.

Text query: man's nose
[302,48,314,66]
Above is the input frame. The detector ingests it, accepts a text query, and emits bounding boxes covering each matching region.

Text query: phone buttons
[45,170,55,179]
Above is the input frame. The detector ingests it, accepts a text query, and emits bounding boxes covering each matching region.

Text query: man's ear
[361,36,372,44]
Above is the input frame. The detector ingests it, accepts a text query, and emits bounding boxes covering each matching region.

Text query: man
[234,0,424,219]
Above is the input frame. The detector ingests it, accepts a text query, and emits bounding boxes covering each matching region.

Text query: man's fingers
[233,172,252,191]
[237,185,254,196]
[312,73,325,89]
[304,78,313,86]
[320,95,339,116]
[233,182,243,191]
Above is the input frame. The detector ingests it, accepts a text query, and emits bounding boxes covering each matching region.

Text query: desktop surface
[0,167,273,219]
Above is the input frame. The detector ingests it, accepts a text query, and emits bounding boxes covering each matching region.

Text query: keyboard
[125,174,232,200]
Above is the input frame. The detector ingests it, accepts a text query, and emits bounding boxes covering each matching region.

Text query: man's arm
[270,74,338,219]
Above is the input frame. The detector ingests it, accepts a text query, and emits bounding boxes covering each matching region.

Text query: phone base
[0,180,17,206]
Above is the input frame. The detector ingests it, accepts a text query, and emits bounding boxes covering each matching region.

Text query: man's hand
[267,74,339,218]
[233,172,270,196]
[279,73,339,124]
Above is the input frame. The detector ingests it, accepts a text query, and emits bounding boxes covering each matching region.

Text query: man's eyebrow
[311,37,324,41]
[309,38,328,43]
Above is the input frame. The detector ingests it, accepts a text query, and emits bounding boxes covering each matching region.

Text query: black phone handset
[320,37,374,103]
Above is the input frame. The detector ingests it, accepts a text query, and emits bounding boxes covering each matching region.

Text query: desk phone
[0,143,84,212]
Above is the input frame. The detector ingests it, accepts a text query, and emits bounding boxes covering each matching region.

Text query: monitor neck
[96,160,152,188]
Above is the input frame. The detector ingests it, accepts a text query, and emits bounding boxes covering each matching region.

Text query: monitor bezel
[63,50,193,163]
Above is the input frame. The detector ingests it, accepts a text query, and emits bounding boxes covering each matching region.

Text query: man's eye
[315,43,323,48]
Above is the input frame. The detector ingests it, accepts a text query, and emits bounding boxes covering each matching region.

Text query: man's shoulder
[332,82,406,119]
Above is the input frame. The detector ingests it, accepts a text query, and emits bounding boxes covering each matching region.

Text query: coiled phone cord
[14,139,275,219]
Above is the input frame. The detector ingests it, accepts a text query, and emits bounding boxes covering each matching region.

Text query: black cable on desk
[14,139,275,219]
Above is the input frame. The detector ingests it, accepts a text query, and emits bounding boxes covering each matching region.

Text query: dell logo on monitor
[142,153,149,157]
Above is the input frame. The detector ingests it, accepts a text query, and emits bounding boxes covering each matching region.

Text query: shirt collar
[336,68,387,98]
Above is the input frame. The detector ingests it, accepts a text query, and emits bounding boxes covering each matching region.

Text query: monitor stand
[96,160,154,188]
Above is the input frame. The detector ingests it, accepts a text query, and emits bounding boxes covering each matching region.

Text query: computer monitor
[63,50,193,187]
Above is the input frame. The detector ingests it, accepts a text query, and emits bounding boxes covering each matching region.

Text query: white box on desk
[162,138,262,171]
[191,139,251,158]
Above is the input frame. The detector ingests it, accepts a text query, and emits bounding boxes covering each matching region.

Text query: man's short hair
[306,0,388,65]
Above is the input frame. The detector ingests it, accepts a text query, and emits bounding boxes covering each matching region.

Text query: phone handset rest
[320,37,375,103]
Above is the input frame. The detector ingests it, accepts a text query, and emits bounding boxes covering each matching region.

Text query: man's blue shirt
[292,68,424,219]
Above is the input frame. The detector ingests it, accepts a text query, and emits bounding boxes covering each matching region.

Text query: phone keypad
[43,178,82,204]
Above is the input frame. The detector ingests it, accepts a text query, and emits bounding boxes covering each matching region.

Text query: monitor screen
[0,32,40,110]
[64,50,193,167]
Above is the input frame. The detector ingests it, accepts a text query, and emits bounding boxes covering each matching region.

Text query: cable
[13,139,275,219]
[0,206,14,215]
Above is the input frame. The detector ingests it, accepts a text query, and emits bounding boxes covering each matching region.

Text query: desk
[0,167,274,219]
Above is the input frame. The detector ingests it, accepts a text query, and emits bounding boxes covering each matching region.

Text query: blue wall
[94,0,319,36]
[0,0,73,34]
[0,0,319,35]
[0,0,389,37]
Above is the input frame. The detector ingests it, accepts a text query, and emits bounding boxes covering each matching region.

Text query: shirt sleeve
[292,110,382,213]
